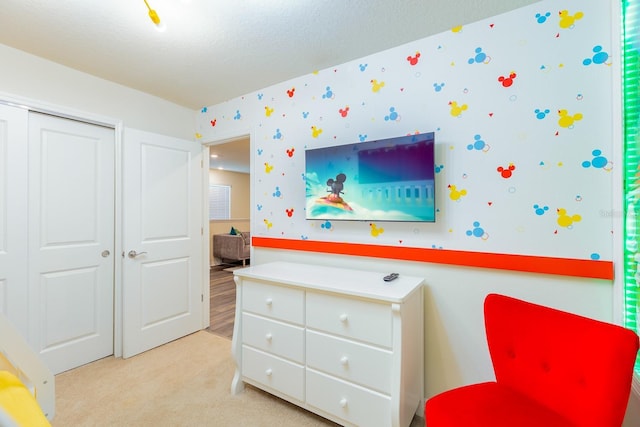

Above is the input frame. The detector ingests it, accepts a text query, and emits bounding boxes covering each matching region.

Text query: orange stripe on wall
[251,237,614,280]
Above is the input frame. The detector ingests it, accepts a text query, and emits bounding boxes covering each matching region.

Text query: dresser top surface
[234,261,423,303]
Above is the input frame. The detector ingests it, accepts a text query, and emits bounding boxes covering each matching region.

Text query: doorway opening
[204,134,251,339]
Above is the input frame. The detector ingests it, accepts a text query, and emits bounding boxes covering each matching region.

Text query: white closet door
[122,128,204,358]
[28,112,115,374]
[0,104,28,336]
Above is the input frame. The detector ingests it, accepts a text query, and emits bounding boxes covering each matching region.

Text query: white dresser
[231,261,424,427]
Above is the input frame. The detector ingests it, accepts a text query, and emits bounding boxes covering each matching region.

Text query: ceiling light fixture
[143,0,166,32]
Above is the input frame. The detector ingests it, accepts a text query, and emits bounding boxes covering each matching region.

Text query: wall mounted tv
[305,132,436,222]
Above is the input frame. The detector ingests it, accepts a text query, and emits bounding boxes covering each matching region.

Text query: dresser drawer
[306,330,392,394]
[307,292,392,348]
[306,369,391,427]
[242,313,304,363]
[242,346,304,402]
[242,280,304,325]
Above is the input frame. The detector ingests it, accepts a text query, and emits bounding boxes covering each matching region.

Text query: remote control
[383,272,399,282]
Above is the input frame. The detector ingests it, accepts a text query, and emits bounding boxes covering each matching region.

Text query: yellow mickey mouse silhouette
[449,101,468,117]
[557,109,583,128]
[556,208,582,227]
[559,10,584,29]
[370,223,384,237]
[370,79,385,93]
[448,184,468,201]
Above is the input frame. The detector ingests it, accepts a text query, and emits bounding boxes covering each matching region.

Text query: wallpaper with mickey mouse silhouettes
[196,0,615,264]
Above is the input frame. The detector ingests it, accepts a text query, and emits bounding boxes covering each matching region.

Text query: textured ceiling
[0,0,539,110]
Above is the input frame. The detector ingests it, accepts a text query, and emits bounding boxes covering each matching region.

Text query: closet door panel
[28,112,115,374]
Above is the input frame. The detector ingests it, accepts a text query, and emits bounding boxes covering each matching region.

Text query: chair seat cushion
[425,382,576,427]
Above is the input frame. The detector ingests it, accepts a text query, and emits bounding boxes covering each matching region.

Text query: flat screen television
[305,132,436,222]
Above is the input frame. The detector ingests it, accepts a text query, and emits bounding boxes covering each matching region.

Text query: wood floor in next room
[206,264,238,340]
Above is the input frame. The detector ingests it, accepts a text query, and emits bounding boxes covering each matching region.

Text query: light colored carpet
[52,331,424,426]
[52,331,338,426]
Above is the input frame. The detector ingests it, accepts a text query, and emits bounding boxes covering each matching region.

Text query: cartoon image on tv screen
[305,132,436,222]
[315,173,353,212]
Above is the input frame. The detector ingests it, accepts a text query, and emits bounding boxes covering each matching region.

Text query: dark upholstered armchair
[213,232,250,266]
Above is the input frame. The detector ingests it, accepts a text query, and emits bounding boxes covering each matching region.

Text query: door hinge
[201,226,204,235]
[201,294,204,302]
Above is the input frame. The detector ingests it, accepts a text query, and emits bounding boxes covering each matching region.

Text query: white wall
[0,43,194,139]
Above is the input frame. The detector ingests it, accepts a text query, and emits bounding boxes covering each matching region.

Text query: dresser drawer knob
[340,356,349,366]
[265,368,273,377]
[339,398,348,408]
[339,313,348,323]
[265,333,273,341]
[265,297,273,306]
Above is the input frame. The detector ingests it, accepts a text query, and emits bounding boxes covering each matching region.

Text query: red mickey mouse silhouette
[286,148,295,157]
[407,52,421,65]
[497,164,516,178]
[286,87,295,98]
[339,107,349,117]
[498,72,517,87]
[285,208,294,217]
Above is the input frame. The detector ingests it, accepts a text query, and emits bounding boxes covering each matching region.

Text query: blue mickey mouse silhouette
[581,149,609,169]
[466,221,487,239]
[384,107,400,121]
[535,12,551,24]
[583,45,609,66]
[322,86,334,99]
[467,134,487,151]
[533,204,549,216]
[534,108,550,119]
[468,47,488,64]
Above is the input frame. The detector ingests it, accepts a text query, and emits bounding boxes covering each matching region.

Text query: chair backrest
[484,293,639,427]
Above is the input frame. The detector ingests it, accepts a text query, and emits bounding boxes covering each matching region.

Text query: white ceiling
[0,0,539,173]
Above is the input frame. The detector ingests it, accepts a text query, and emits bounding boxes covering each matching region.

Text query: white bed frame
[0,314,55,420]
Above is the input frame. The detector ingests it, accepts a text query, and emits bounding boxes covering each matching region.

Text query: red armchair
[425,293,639,427]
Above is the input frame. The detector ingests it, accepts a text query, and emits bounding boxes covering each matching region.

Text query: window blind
[622,0,640,374]
[209,184,231,220]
